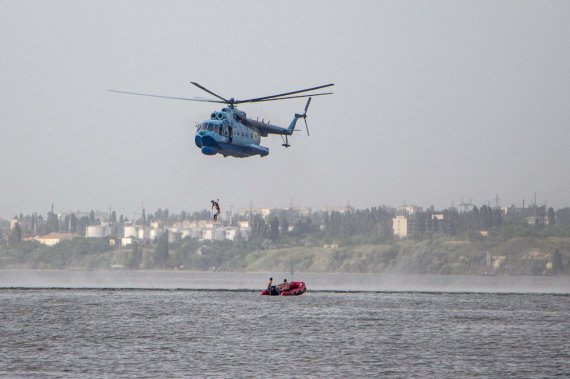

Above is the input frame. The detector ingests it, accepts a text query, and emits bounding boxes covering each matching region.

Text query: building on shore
[85,225,110,238]
[34,232,75,246]
[393,216,413,238]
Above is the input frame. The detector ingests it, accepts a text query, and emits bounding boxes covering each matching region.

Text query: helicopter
[108,82,334,158]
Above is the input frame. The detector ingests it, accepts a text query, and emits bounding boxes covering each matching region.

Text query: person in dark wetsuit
[211,200,221,222]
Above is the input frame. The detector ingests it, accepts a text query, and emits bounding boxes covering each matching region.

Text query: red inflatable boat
[260,281,306,296]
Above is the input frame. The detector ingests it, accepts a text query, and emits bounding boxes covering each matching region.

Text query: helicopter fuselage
[194,107,298,158]
[108,81,332,157]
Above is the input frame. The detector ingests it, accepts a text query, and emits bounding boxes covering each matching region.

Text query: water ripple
[0,290,568,378]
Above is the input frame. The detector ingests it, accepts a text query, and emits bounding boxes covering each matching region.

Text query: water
[1,272,569,378]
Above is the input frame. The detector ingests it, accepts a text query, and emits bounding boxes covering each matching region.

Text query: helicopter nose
[194,134,203,147]
[195,129,217,149]
[201,134,217,147]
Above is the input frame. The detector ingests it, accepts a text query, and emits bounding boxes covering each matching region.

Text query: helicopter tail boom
[285,116,300,136]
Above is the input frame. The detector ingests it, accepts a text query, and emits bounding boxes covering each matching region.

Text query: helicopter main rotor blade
[237,92,332,103]
[235,83,334,104]
[190,82,229,103]
[304,97,312,113]
[107,90,225,103]
[304,118,310,136]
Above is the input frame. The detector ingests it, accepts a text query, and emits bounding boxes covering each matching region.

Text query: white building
[238,221,252,239]
[35,233,75,246]
[85,225,108,238]
[401,204,423,215]
[124,225,137,238]
[225,227,239,241]
[180,228,201,239]
[121,237,135,247]
[149,228,163,241]
[393,216,412,238]
[235,207,271,219]
[166,220,251,242]
[202,226,225,241]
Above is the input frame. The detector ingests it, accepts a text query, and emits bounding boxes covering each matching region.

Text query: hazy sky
[1,1,569,219]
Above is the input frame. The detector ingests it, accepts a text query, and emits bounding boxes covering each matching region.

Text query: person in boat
[266,277,273,292]
[277,278,290,293]
[211,200,221,222]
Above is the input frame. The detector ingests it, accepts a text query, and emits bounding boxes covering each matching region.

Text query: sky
[1,1,569,220]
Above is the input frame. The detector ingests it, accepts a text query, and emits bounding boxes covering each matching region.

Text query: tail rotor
[301,97,311,136]
[282,96,316,148]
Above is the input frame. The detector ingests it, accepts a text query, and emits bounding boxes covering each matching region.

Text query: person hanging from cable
[211,199,221,222]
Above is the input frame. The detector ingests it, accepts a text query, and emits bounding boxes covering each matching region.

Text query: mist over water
[1,270,568,294]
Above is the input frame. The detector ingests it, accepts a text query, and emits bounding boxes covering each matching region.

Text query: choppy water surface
[1,287,569,378]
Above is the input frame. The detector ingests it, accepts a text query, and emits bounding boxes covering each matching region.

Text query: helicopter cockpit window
[214,126,220,134]
[207,124,213,132]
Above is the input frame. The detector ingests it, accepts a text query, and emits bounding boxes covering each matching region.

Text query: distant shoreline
[1,235,568,276]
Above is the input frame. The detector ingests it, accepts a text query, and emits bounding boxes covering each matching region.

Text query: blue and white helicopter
[109,82,334,158]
